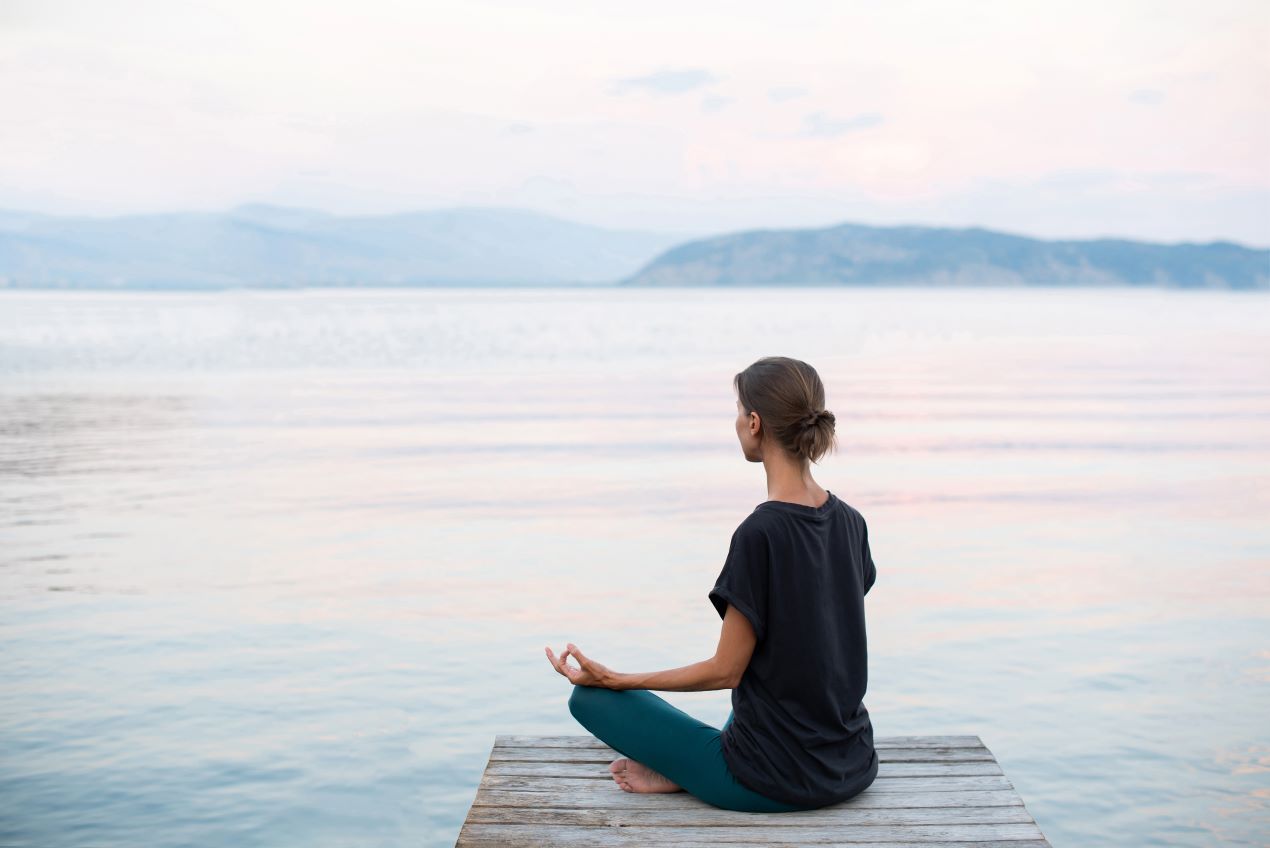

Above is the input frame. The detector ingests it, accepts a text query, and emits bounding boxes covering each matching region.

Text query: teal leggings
[567,685,815,813]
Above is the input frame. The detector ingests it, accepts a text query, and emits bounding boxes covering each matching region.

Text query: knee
[568,684,618,724]
[567,684,599,719]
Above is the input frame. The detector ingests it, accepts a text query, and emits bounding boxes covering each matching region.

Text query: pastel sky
[2,0,1267,244]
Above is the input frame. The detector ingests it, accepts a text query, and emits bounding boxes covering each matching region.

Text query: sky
[1,0,1267,245]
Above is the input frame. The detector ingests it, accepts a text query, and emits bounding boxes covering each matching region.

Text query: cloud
[610,68,716,95]
[1128,88,1166,105]
[1034,168,1119,189]
[801,111,884,137]
[700,94,733,114]
[768,86,808,103]
[502,122,534,136]
[1033,168,1218,192]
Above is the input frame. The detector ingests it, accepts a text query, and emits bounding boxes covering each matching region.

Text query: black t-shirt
[708,489,878,808]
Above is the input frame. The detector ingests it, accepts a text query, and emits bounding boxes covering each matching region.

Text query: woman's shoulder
[832,494,869,525]
[733,508,775,538]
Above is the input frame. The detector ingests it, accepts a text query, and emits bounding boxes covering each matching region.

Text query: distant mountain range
[0,205,1265,290]
[621,223,1269,290]
[0,204,685,289]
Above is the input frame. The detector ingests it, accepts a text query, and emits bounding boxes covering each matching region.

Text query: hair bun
[803,408,833,429]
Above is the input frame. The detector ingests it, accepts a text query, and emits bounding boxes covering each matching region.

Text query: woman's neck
[762,456,826,507]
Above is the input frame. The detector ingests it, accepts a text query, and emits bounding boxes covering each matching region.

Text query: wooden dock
[456,733,1052,846]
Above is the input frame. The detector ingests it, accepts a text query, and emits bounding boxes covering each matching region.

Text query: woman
[544,356,879,813]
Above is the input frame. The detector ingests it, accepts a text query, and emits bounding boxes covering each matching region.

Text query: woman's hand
[545,643,618,688]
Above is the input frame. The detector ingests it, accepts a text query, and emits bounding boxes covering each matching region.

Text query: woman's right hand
[545,643,616,688]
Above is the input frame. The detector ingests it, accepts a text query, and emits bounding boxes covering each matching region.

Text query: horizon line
[0,201,1266,251]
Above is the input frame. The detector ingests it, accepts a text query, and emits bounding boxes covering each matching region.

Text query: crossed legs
[567,685,808,813]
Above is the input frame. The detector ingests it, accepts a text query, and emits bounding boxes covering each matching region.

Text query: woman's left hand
[545,643,617,688]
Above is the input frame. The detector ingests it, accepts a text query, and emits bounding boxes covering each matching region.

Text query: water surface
[1,287,1267,846]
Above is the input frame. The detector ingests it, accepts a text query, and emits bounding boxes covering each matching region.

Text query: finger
[553,647,576,674]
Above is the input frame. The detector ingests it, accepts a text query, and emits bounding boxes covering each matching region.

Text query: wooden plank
[494,734,986,749]
[488,746,999,763]
[481,760,1004,778]
[471,788,1028,810]
[456,735,1052,847]
[477,766,1010,792]
[458,833,1052,848]
[457,823,1048,845]
[459,833,1051,848]
[465,804,1038,827]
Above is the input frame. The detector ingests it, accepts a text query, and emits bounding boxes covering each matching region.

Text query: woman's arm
[609,604,758,691]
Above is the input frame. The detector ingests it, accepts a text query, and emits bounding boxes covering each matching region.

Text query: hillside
[619,222,1269,289]
[0,205,685,289]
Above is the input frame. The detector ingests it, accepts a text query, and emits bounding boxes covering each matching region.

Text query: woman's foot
[609,757,682,793]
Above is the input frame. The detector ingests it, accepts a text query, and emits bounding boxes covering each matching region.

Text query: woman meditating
[544,355,879,813]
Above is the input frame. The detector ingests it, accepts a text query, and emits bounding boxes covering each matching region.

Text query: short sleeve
[708,521,769,642]
[861,514,877,596]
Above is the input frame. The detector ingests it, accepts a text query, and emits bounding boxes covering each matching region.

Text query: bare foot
[609,757,682,793]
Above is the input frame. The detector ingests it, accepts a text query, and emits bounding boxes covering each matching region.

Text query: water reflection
[0,288,1267,847]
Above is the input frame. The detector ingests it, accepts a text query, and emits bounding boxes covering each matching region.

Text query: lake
[1,287,1267,847]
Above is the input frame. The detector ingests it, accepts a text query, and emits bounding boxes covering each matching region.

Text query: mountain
[2,209,1265,290]
[0,204,686,289]
[619,222,1269,290]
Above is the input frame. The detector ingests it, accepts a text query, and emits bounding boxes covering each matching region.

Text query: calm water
[1,287,1267,847]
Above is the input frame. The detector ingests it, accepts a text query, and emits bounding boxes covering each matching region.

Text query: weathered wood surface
[456,734,1052,847]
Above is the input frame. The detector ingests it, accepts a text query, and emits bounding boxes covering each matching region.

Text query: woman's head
[734,356,837,465]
